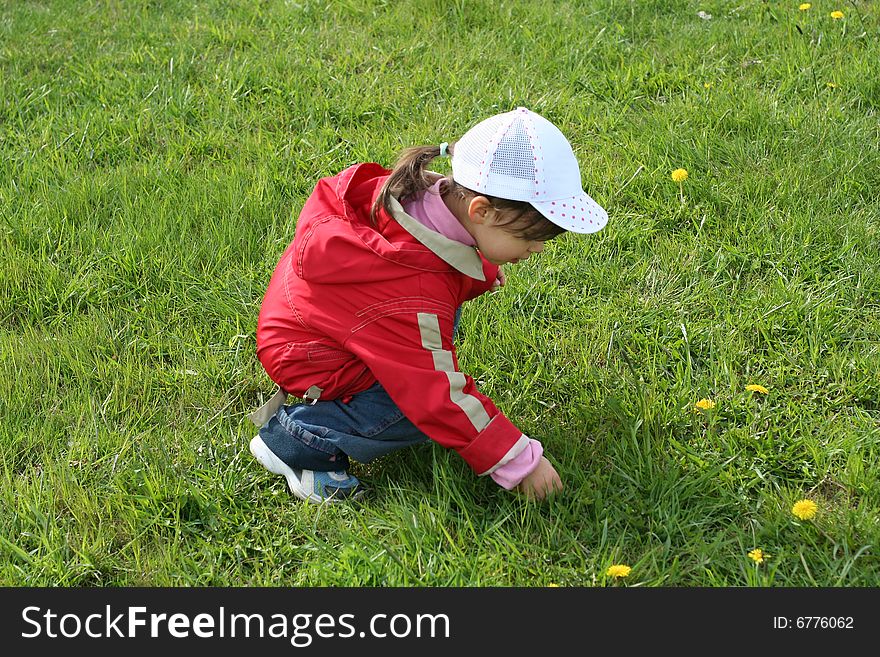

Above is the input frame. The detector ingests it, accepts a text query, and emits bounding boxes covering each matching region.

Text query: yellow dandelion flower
[799,3,811,10]
[694,398,716,411]
[792,499,818,520]
[747,548,767,563]
[547,583,560,587]
[606,564,632,578]
[745,384,769,394]
[830,10,844,19]
[703,82,714,89]
[826,82,838,88]
[671,168,689,183]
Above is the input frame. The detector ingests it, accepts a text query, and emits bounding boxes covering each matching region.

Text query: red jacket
[256,163,529,476]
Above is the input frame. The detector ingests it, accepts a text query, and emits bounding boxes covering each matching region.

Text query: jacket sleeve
[339,298,530,476]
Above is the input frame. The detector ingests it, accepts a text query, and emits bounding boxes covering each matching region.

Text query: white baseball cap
[450,107,608,234]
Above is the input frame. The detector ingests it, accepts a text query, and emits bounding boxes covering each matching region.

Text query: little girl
[249,107,608,503]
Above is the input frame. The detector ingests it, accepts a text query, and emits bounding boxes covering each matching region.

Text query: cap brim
[532,192,608,234]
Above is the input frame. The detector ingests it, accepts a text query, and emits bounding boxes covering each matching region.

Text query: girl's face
[447,192,547,265]
[464,197,545,265]
[472,220,545,265]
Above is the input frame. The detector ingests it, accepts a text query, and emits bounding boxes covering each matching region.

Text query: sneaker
[249,435,364,503]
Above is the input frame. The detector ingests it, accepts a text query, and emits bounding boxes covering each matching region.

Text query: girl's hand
[491,267,506,292]
[515,456,563,500]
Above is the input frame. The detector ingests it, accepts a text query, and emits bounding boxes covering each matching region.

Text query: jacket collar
[387,195,486,282]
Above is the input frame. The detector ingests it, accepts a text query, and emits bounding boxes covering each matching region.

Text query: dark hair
[370,143,566,243]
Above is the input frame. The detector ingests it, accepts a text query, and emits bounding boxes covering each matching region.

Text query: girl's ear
[467,196,494,224]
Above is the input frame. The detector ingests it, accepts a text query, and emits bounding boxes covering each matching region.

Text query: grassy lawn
[1,0,878,586]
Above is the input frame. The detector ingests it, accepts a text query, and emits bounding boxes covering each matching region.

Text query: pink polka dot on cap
[533,191,608,234]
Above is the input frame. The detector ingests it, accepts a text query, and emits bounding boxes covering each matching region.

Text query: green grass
[1,0,878,586]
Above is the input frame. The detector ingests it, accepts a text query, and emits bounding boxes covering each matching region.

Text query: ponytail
[370,145,445,224]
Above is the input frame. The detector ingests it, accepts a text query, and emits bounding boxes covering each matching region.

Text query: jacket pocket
[279,340,353,364]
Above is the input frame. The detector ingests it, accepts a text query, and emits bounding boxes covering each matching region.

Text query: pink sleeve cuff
[489,439,543,490]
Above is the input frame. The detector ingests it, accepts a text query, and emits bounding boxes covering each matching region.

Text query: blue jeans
[258,308,462,472]
[258,381,431,472]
